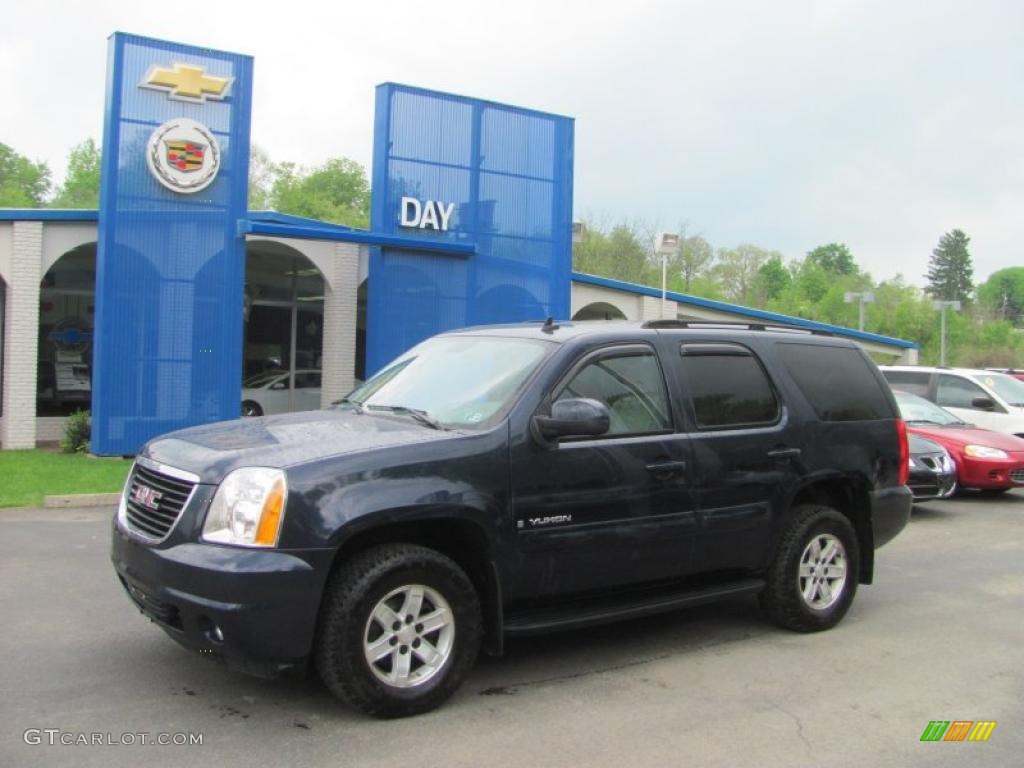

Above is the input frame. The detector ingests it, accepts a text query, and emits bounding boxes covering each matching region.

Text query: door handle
[645,460,687,477]
[767,447,802,460]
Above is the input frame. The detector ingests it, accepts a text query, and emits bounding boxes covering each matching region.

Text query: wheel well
[326,515,503,654]
[789,479,874,584]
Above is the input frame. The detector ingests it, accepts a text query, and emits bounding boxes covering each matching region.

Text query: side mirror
[534,398,610,441]
[971,397,995,411]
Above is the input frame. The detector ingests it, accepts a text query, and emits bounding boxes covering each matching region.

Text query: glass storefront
[242,244,325,415]
[37,244,96,417]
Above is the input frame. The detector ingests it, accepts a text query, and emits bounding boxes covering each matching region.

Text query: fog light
[209,625,224,644]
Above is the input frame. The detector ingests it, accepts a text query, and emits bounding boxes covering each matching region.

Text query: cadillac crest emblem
[146,117,221,194]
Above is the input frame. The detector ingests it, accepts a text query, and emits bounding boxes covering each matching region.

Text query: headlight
[963,445,1009,459]
[202,467,287,547]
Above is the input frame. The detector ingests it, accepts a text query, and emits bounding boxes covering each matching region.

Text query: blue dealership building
[0,34,918,455]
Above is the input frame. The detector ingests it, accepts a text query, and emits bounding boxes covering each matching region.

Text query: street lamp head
[655,232,681,257]
[932,300,962,311]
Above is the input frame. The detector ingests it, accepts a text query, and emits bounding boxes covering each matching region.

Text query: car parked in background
[880,366,1024,437]
[241,369,322,417]
[907,433,956,501]
[893,390,1024,493]
[987,368,1024,382]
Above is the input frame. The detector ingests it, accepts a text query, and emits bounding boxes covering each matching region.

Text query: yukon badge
[517,515,573,529]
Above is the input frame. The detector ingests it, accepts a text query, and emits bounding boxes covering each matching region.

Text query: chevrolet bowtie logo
[140,62,233,103]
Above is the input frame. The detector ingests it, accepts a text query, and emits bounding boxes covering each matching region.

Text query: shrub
[60,409,91,454]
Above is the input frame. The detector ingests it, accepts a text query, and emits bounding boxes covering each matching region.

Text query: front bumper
[907,465,957,500]
[956,455,1024,490]
[111,524,334,678]
[870,485,912,548]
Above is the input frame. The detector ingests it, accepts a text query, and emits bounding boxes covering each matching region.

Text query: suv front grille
[124,461,196,540]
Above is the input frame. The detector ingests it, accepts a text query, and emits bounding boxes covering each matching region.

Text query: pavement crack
[772,702,813,758]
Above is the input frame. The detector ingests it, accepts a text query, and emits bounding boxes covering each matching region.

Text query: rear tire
[761,505,860,632]
[315,544,481,718]
[241,400,263,417]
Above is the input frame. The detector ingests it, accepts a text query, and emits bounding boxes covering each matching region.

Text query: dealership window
[243,243,324,414]
[37,244,96,417]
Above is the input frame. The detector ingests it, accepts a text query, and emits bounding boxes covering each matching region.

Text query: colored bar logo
[920,720,997,742]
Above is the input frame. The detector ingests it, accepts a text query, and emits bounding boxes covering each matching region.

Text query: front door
[509,343,697,599]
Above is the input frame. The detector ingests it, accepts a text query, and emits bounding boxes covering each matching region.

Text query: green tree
[248,144,275,210]
[806,242,856,276]
[270,157,370,228]
[755,254,791,303]
[713,244,777,304]
[925,229,974,303]
[0,142,51,206]
[51,139,101,208]
[977,267,1024,326]
[573,221,654,285]
[674,233,715,292]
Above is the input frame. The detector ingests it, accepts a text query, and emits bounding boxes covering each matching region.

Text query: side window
[678,345,779,429]
[777,343,894,421]
[556,349,671,436]
[882,370,930,398]
[936,375,990,410]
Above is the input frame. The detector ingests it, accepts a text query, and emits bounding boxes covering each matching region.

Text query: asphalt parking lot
[1,491,1021,768]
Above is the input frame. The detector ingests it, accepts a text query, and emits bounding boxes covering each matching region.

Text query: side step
[503,578,765,636]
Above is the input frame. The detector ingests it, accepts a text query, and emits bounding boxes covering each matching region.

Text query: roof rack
[641,319,833,337]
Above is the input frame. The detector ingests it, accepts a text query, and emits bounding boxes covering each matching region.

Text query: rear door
[509,342,697,598]
[667,340,800,573]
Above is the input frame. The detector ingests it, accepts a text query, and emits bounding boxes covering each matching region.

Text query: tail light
[896,418,909,485]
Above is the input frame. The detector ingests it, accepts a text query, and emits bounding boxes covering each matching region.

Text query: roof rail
[641,319,833,337]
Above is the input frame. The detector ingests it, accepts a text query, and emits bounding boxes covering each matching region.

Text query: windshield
[243,371,284,388]
[976,372,1024,406]
[893,391,964,426]
[343,335,553,429]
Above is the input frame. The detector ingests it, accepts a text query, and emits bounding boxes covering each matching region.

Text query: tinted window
[882,370,930,397]
[678,347,779,429]
[778,343,894,421]
[936,374,992,410]
[557,349,671,436]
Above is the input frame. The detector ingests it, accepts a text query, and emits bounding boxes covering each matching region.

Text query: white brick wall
[2,222,42,449]
[639,295,668,322]
[320,242,361,407]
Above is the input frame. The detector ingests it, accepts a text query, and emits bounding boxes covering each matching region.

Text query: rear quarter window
[777,343,895,421]
[881,370,930,397]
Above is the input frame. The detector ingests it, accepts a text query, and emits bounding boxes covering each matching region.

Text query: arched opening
[242,241,326,416]
[572,301,628,321]
[37,243,96,417]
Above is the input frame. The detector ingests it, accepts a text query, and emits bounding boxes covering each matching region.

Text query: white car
[880,366,1024,437]
[241,370,322,417]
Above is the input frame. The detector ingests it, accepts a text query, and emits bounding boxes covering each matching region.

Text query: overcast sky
[3,0,1021,285]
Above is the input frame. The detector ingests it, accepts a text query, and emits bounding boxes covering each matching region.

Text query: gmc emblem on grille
[132,484,163,510]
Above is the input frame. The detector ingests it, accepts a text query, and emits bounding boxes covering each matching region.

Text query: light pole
[843,291,875,332]
[655,233,680,319]
[932,300,961,367]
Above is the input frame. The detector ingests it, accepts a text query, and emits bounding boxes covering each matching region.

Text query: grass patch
[0,449,132,508]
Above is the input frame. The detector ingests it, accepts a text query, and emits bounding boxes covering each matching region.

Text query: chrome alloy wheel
[363,584,455,688]
[797,533,848,610]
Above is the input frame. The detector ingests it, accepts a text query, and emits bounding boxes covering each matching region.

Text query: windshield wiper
[366,405,448,430]
[332,397,366,414]
[906,419,941,425]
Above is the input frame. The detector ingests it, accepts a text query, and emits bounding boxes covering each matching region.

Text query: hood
[909,433,946,456]
[907,424,1024,454]
[141,408,464,484]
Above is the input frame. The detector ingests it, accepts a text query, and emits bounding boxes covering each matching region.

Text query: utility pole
[932,300,961,366]
[843,292,875,332]
[655,233,680,319]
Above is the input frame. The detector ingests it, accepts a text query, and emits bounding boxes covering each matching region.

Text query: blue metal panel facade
[367,84,574,375]
[92,34,252,455]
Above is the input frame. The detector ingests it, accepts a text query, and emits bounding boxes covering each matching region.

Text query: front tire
[761,505,860,632]
[315,544,482,718]
[241,400,263,417]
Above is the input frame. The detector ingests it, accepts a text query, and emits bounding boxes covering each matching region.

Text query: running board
[504,578,766,636]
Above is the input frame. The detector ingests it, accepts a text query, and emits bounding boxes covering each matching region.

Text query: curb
[43,493,121,509]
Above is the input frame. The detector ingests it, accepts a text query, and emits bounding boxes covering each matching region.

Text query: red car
[894,391,1024,493]
[987,368,1024,382]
